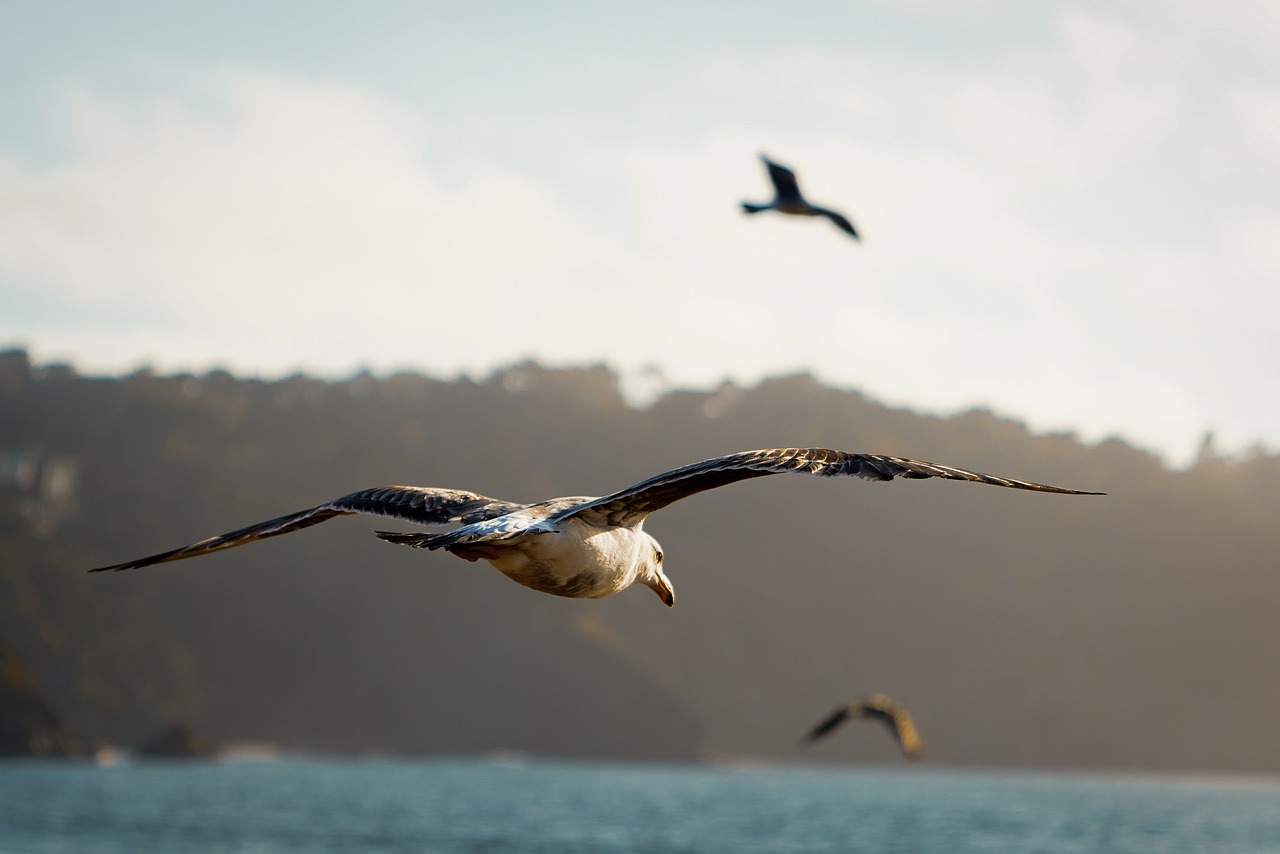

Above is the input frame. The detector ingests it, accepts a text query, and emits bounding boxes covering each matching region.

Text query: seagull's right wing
[816,207,860,240]
[89,487,524,572]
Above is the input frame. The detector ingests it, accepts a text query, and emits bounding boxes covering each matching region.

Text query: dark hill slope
[2,351,1278,770]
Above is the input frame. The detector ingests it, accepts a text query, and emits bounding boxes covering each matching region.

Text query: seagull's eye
[655,548,664,563]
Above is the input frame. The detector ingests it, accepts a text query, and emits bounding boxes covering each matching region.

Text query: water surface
[3,757,1279,853]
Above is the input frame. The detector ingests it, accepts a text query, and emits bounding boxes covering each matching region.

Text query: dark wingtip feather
[89,557,162,573]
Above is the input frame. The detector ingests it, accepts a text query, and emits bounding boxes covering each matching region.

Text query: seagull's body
[801,694,924,760]
[417,506,658,602]
[741,155,860,239]
[90,447,1101,607]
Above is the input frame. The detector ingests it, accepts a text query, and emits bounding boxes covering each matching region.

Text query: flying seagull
[801,694,924,760]
[89,447,1101,607]
[741,154,860,240]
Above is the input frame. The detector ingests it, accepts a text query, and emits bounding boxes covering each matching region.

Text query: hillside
[2,348,1278,771]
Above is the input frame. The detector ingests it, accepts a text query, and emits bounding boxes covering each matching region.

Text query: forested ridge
[2,348,1278,771]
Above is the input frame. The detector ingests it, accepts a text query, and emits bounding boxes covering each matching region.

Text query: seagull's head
[639,532,674,608]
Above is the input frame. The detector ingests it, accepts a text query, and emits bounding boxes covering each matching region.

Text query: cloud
[3,7,1280,467]
[0,68,583,368]
[651,8,1279,463]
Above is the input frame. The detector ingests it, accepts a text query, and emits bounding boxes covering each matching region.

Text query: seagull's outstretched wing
[762,155,803,203]
[802,694,924,759]
[554,447,1103,528]
[814,206,860,240]
[89,487,524,572]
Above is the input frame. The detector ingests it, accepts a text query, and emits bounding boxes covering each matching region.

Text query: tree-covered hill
[2,349,1277,771]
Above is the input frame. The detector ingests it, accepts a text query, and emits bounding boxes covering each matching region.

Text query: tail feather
[375,530,445,549]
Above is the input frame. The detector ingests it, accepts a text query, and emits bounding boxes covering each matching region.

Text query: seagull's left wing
[553,447,1103,528]
[862,695,924,759]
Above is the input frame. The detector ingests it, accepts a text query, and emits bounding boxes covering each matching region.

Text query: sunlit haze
[3,0,1278,465]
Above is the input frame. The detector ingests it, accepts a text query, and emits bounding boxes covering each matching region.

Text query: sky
[2,1,1278,466]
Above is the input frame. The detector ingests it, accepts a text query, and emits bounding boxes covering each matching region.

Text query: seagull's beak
[647,573,675,608]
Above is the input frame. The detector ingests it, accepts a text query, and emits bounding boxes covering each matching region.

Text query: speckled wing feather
[554,448,1103,528]
[89,487,524,572]
[763,155,803,202]
[861,696,924,759]
[376,497,587,550]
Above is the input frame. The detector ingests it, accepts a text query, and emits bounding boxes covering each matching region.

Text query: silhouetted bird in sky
[741,154,861,240]
[801,694,924,760]
[91,447,1100,607]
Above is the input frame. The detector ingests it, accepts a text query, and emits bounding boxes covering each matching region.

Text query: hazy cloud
[2,3,1279,464]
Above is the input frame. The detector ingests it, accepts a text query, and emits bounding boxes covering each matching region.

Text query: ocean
[2,757,1279,853]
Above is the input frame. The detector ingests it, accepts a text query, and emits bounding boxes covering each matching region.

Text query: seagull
[741,154,860,240]
[800,694,924,760]
[89,447,1101,607]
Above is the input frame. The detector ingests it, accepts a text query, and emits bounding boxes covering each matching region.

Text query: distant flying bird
[741,154,860,240]
[90,447,1101,607]
[801,694,924,760]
